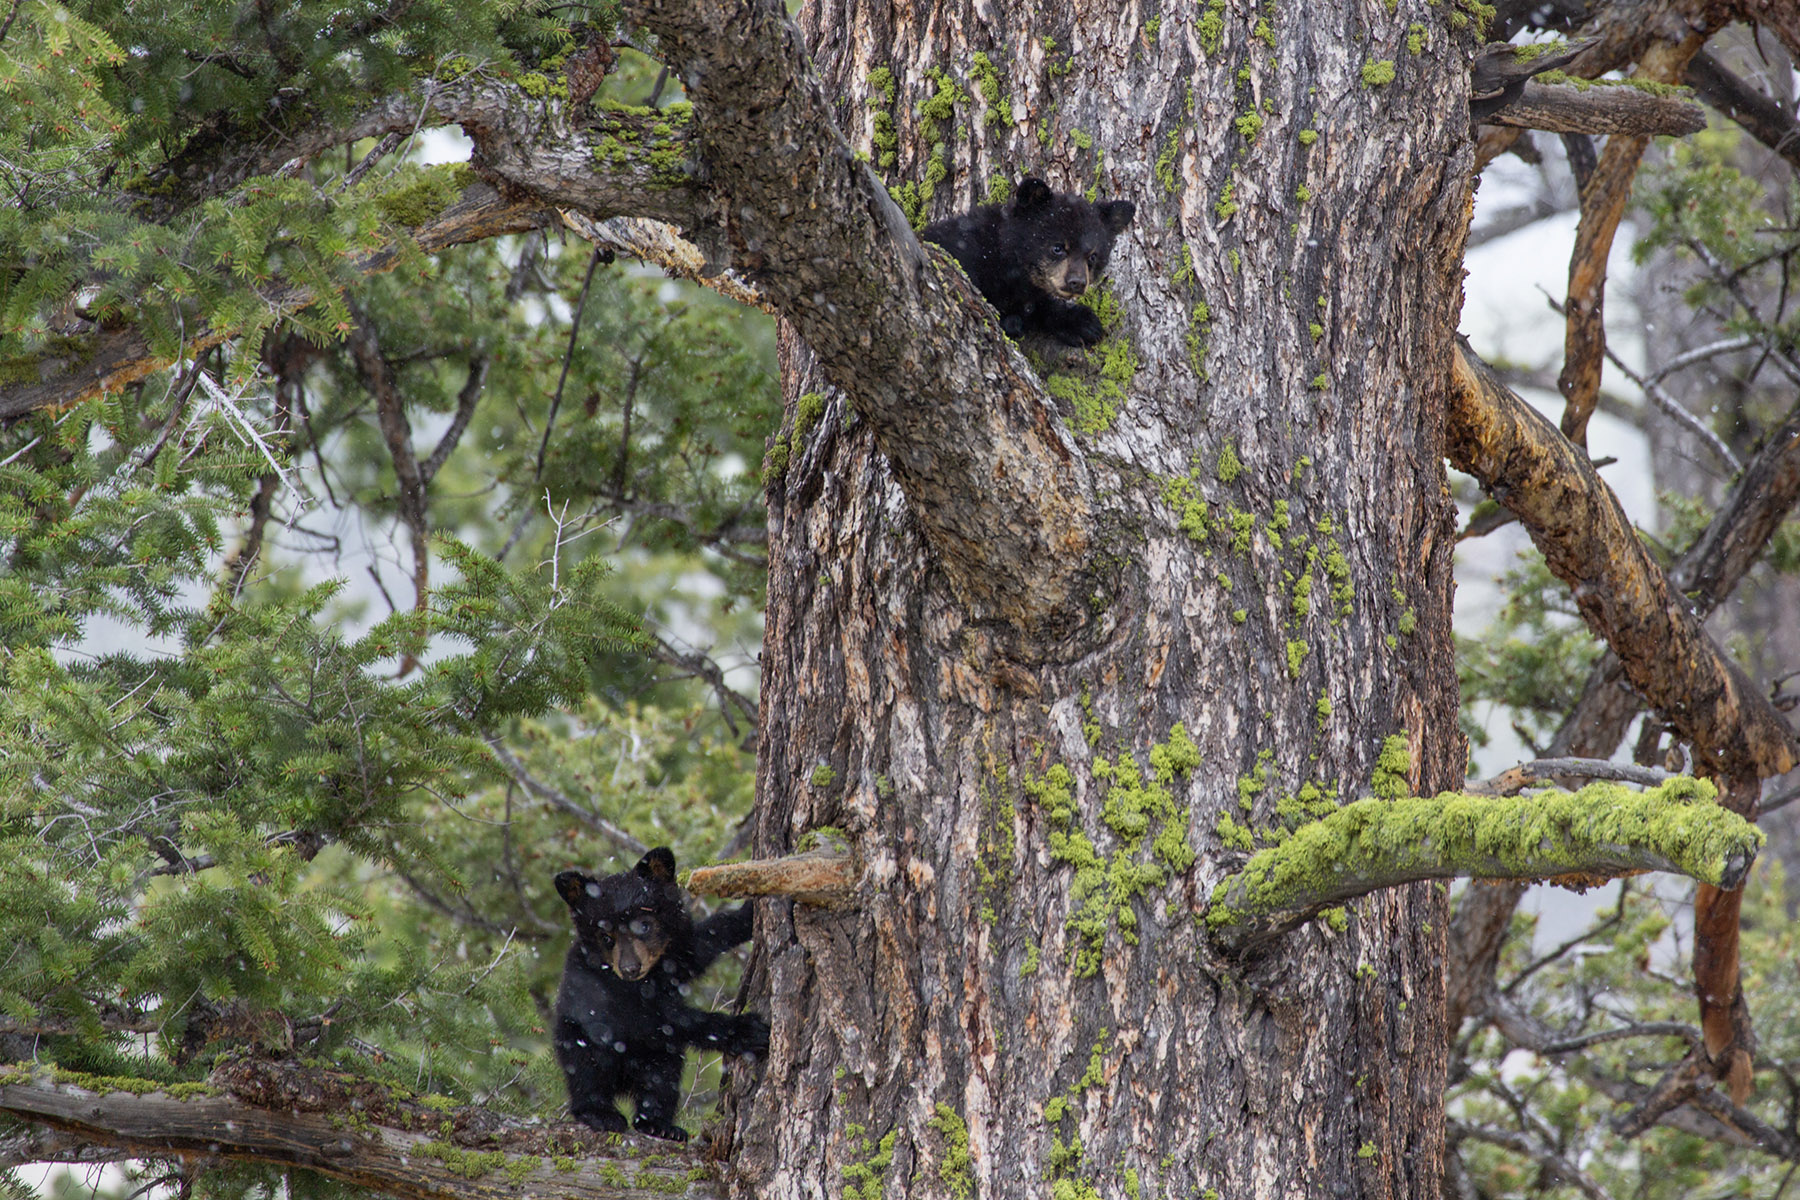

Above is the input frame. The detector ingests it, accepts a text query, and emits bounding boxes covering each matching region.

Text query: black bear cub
[553,848,766,1142]
[921,176,1135,347]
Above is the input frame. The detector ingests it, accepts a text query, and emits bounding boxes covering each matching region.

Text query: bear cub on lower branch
[921,176,1135,347]
[553,848,766,1142]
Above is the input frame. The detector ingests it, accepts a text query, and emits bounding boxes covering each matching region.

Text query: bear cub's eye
[1050,242,1068,258]
[628,917,653,937]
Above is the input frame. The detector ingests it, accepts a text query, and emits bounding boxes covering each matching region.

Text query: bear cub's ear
[555,869,595,909]
[1098,200,1136,235]
[635,847,678,882]
[1013,177,1054,213]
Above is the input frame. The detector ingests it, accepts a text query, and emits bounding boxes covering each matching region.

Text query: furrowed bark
[627,0,1098,634]
[731,0,1473,1194]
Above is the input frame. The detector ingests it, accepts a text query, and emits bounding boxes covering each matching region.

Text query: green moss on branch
[1206,778,1761,952]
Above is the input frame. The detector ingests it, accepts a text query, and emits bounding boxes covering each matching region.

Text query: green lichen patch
[1361,59,1396,87]
[970,52,1015,128]
[369,164,474,228]
[1216,440,1243,485]
[1046,284,1137,435]
[1198,0,1227,55]
[1040,727,1201,976]
[1156,130,1182,194]
[810,764,838,788]
[926,1104,975,1200]
[842,1123,898,1200]
[1159,470,1210,543]
[1370,733,1410,799]
[1206,778,1759,930]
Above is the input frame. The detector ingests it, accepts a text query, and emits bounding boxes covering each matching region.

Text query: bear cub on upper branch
[553,848,766,1142]
[921,176,1135,347]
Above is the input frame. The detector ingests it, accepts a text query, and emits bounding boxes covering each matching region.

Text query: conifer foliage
[2,1,771,1195]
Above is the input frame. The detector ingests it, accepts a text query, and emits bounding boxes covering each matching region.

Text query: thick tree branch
[1204,781,1763,955]
[626,0,1101,638]
[1488,79,1707,136]
[1447,340,1799,783]
[0,1060,720,1200]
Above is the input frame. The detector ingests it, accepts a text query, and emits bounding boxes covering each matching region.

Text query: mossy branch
[1206,780,1762,954]
[687,847,856,909]
[0,1058,721,1200]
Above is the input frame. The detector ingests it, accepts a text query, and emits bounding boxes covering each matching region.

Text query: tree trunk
[734,5,1471,1198]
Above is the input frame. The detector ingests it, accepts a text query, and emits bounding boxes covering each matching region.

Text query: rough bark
[734,1,1471,1197]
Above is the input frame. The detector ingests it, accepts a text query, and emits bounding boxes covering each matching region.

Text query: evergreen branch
[0,1061,723,1200]
[1205,780,1763,955]
[2,183,555,423]
[1447,1120,1618,1200]
[482,737,650,857]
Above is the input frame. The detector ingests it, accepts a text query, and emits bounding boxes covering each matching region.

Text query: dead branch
[1488,79,1707,136]
[687,847,856,909]
[1447,339,1798,784]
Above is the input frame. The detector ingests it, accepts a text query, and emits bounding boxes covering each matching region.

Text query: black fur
[553,848,765,1142]
[921,177,1135,347]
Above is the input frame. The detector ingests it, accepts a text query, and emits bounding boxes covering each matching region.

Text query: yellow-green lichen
[1209,813,1252,849]
[811,764,838,788]
[842,1123,897,1200]
[926,1104,974,1200]
[1406,23,1428,53]
[1285,639,1309,678]
[1235,111,1264,142]
[970,52,1015,127]
[370,164,472,228]
[1298,127,1319,146]
[1214,180,1239,222]
[1198,0,1227,54]
[1156,130,1182,194]
[1042,726,1201,975]
[1216,439,1243,484]
[1370,734,1410,799]
[1160,470,1210,543]
[418,1141,509,1179]
[1208,778,1760,930]
[1361,59,1395,87]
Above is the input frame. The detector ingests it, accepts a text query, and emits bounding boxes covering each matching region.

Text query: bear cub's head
[1009,177,1135,302]
[555,848,691,982]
